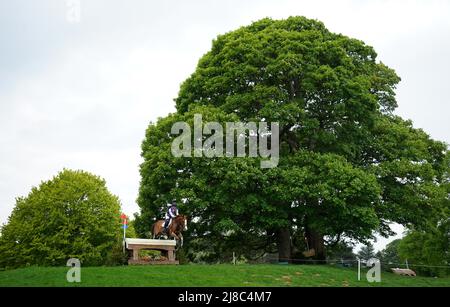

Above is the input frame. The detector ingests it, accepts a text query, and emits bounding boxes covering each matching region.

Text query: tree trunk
[305,226,326,262]
[276,227,291,262]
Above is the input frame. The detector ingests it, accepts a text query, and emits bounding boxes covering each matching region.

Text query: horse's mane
[174,215,186,231]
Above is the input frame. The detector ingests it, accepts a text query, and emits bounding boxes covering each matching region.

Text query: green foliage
[138,249,162,259]
[368,116,449,233]
[266,151,381,242]
[125,219,137,238]
[175,248,189,265]
[326,241,356,261]
[396,160,449,276]
[0,169,122,269]
[137,16,449,262]
[398,221,450,277]
[177,16,400,124]
[357,243,375,261]
[378,239,402,266]
[105,240,128,266]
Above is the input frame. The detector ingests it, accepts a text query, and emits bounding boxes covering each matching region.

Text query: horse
[152,215,188,248]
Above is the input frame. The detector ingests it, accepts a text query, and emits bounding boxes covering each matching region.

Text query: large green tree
[137,17,449,262]
[0,169,122,268]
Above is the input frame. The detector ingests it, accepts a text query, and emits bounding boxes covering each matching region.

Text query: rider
[162,200,179,235]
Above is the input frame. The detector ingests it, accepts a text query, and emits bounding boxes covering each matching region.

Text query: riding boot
[162,219,170,237]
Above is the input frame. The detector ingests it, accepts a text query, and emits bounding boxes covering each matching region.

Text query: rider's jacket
[165,206,178,219]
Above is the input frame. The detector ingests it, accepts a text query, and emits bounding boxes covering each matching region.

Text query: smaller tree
[377,239,402,272]
[125,219,137,238]
[0,169,122,268]
[379,239,401,264]
[357,243,376,261]
[398,221,449,277]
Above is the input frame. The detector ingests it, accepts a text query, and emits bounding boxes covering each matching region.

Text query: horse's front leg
[179,233,184,247]
[169,232,183,249]
[169,230,180,241]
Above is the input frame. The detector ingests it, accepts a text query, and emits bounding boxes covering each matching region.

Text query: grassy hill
[0,264,448,287]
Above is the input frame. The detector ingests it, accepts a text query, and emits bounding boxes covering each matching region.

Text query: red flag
[120,213,127,220]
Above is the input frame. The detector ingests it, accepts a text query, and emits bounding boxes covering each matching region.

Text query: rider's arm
[169,207,177,218]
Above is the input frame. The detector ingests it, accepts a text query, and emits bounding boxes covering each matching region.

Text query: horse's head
[176,215,188,231]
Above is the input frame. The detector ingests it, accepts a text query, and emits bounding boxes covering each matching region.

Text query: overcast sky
[1,0,449,252]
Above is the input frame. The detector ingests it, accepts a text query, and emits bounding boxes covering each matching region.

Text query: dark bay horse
[152,215,188,247]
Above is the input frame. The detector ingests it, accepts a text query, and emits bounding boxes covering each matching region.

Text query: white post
[357,258,361,281]
[233,252,236,265]
[405,259,409,270]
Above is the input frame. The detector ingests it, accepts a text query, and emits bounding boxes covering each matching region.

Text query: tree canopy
[136,16,449,262]
[0,169,122,268]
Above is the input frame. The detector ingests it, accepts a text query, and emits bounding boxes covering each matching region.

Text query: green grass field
[0,264,449,287]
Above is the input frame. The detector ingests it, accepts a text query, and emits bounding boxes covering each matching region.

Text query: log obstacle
[391,268,416,276]
[125,238,179,265]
